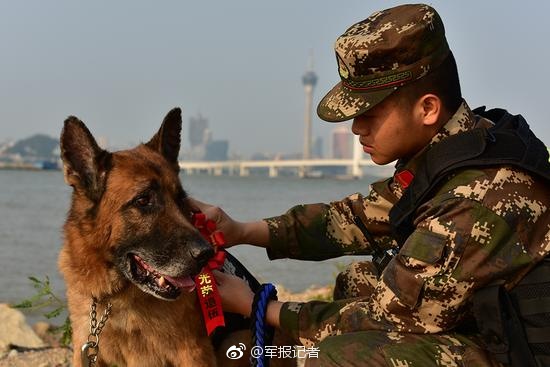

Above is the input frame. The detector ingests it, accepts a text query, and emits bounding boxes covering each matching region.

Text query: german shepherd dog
[59,108,293,366]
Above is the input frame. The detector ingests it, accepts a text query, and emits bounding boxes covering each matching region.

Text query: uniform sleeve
[265,178,398,260]
[277,167,550,346]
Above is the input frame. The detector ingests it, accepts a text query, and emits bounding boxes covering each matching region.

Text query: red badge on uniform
[394,169,414,189]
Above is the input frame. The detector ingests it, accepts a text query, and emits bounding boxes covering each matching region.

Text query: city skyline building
[189,113,208,148]
[187,113,229,161]
[331,125,354,159]
[205,140,229,161]
[312,136,323,159]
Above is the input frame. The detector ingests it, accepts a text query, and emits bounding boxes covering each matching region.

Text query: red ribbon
[192,212,226,335]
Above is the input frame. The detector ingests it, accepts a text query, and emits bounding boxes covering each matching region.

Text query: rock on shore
[0,304,70,367]
[0,304,45,349]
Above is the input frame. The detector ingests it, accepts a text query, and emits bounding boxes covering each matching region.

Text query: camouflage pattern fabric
[264,101,550,365]
[317,4,450,122]
[333,261,379,301]
[320,262,502,366]
[304,330,502,367]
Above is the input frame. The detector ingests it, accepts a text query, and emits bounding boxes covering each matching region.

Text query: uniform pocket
[400,228,447,264]
[382,228,448,308]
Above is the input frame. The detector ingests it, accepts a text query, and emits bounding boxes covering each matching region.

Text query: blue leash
[250,283,278,367]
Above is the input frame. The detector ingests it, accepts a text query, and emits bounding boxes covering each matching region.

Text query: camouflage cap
[317,4,450,122]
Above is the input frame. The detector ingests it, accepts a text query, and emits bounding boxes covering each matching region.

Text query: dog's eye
[134,193,153,207]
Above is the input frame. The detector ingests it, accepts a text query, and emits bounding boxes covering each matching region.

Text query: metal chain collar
[81,297,112,367]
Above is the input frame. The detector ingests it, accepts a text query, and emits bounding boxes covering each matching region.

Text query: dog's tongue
[164,275,196,292]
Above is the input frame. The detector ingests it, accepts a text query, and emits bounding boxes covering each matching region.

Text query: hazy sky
[1,1,549,157]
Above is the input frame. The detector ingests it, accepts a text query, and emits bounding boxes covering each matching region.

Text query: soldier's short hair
[395,52,462,114]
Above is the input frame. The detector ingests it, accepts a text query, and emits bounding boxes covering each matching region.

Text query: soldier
[193,3,550,366]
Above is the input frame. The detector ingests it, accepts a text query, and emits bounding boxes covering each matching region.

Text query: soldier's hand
[213,270,254,317]
[188,197,244,247]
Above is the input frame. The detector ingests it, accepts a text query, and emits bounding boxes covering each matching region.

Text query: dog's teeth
[158,276,166,287]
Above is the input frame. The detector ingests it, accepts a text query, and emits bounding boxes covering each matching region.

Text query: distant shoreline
[0,166,59,171]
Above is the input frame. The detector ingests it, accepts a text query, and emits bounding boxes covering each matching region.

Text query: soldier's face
[352,96,428,165]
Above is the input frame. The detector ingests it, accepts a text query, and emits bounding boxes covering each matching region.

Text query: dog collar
[81,297,112,367]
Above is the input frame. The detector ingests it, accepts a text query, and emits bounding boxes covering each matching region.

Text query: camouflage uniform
[263,5,550,366]
[267,101,550,365]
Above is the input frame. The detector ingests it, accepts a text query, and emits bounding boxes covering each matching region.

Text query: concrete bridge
[179,158,378,178]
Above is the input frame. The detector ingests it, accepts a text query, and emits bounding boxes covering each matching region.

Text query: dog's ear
[145,107,182,172]
[60,116,111,201]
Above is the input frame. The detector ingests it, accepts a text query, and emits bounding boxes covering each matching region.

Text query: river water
[0,169,389,309]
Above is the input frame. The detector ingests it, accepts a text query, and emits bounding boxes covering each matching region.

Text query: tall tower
[302,51,318,162]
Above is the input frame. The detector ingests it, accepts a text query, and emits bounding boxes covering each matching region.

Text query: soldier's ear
[146,107,182,172]
[417,94,442,127]
[60,116,111,201]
